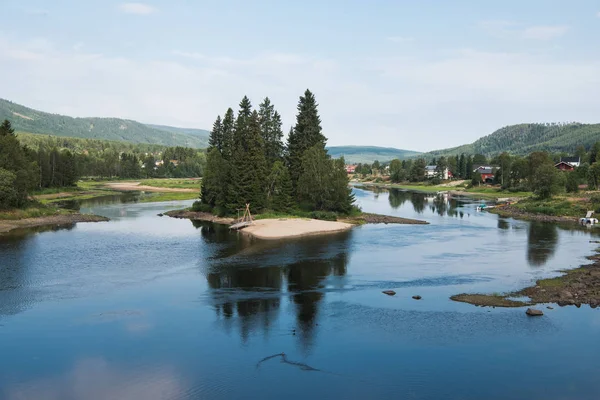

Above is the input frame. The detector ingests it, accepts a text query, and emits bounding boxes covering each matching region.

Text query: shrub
[191,201,213,213]
[308,211,338,221]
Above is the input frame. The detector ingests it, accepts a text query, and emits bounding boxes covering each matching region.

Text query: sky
[1,0,600,151]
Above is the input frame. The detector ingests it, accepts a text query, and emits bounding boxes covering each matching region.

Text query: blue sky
[1,1,599,151]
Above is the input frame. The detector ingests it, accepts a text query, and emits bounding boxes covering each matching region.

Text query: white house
[425,165,449,180]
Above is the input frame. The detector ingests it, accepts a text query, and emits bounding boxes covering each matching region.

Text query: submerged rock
[382,290,396,296]
[547,306,554,310]
[526,308,543,316]
[412,295,422,300]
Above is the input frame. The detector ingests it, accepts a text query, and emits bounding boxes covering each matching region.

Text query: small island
[167,90,428,238]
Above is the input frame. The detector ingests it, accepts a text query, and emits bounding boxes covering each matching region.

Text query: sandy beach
[241,218,352,240]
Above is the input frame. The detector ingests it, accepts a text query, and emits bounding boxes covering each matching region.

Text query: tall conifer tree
[258,97,284,167]
[286,89,326,193]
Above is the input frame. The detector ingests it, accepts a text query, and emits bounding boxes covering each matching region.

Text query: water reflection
[197,221,351,352]
[387,189,465,217]
[526,222,559,267]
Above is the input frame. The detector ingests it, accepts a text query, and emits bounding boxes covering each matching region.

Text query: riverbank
[0,212,109,234]
[488,204,579,223]
[451,250,600,308]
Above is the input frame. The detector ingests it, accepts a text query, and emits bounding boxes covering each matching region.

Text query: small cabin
[554,161,575,171]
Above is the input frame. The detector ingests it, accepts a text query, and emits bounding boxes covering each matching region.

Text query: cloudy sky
[1,1,599,151]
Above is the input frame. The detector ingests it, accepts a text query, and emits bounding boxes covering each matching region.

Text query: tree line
[355,144,600,199]
[0,119,206,209]
[200,90,355,216]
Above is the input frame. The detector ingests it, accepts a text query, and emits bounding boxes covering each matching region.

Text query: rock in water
[382,290,396,296]
[412,295,422,300]
[547,306,554,310]
[526,308,543,316]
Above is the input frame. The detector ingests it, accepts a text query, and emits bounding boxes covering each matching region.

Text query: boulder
[561,291,573,299]
[546,306,554,310]
[526,308,543,316]
[412,295,422,300]
[382,290,396,296]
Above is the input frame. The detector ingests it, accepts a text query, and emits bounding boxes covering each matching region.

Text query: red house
[474,166,495,183]
[345,164,357,174]
[555,161,575,171]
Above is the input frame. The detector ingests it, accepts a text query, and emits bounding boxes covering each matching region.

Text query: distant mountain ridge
[424,122,600,158]
[0,99,209,148]
[327,146,421,164]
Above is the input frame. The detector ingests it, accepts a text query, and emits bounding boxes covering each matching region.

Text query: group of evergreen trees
[200,90,354,216]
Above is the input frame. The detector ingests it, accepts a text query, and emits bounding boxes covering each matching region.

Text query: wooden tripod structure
[230,203,254,230]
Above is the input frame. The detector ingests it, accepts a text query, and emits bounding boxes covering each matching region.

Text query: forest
[0,120,205,208]
[0,98,209,148]
[199,90,355,217]
[426,122,600,159]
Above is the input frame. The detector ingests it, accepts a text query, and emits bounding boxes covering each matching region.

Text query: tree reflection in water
[195,221,351,352]
[526,222,558,267]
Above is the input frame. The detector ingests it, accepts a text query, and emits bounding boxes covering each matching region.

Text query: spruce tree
[287,89,327,193]
[466,156,474,179]
[208,115,223,152]
[221,108,235,160]
[228,105,268,213]
[258,97,284,167]
[267,161,294,212]
[0,120,38,207]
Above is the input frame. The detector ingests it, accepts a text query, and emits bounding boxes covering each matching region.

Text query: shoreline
[487,205,579,224]
[0,213,110,235]
[451,251,600,308]
[165,209,428,239]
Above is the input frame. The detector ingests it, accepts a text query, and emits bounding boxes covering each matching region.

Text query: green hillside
[425,123,600,158]
[0,99,209,148]
[327,146,421,164]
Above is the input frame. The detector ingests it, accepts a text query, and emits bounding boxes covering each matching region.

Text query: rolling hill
[0,99,209,148]
[327,146,421,164]
[424,123,600,158]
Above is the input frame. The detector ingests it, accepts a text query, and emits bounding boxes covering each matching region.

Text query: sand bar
[0,214,109,234]
[241,218,352,240]
[105,182,197,193]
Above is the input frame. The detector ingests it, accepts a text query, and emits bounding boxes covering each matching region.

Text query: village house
[425,165,450,180]
[345,164,357,174]
[473,166,496,183]
[554,156,580,171]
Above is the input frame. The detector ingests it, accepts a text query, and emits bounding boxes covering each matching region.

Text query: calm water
[1,188,600,400]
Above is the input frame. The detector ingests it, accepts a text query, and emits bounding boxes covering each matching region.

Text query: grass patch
[138,192,199,203]
[514,197,588,217]
[0,203,71,220]
[139,178,201,189]
[450,293,529,308]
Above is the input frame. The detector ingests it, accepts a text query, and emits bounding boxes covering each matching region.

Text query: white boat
[580,211,598,226]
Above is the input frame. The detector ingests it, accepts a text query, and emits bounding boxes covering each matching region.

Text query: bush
[308,211,338,221]
[430,177,442,185]
[191,201,213,213]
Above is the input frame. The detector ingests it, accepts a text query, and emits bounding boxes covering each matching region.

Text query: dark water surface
[1,188,600,399]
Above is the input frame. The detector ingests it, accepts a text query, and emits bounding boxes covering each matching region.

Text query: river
[1,188,599,399]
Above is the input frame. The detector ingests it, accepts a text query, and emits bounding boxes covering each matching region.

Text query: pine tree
[287,89,326,193]
[466,156,474,179]
[0,120,38,207]
[267,161,294,212]
[221,108,235,160]
[208,115,223,152]
[228,107,268,213]
[201,148,229,209]
[459,154,466,178]
[258,97,284,167]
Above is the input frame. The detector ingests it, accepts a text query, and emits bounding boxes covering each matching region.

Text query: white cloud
[387,36,414,43]
[1,35,600,150]
[478,21,568,40]
[522,25,568,40]
[118,3,157,15]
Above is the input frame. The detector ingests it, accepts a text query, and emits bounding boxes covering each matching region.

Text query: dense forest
[0,120,206,208]
[426,123,600,159]
[0,99,209,148]
[200,90,355,216]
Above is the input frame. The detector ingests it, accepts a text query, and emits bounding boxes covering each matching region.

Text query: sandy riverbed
[241,218,352,240]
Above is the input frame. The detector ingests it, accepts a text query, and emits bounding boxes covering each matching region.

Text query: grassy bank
[138,178,201,190]
[0,203,74,221]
